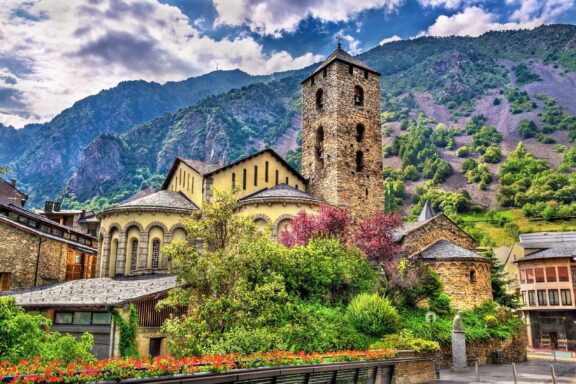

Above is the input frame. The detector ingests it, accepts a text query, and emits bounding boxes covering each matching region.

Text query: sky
[1,0,576,128]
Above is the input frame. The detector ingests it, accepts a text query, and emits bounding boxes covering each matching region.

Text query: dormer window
[316,88,323,110]
[354,86,364,106]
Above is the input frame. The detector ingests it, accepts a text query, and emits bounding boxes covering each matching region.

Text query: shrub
[428,293,453,318]
[483,315,498,327]
[370,334,439,354]
[403,165,419,181]
[346,294,400,337]
[518,120,538,138]
[483,145,502,163]
[455,146,470,157]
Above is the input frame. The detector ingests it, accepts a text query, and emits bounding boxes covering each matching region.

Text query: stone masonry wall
[401,215,476,255]
[301,59,384,218]
[429,260,493,310]
[392,358,436,384]
[439,329,528,368]
[0,221,67,289]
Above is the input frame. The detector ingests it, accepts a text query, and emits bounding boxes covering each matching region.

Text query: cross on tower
[336,34,343,49]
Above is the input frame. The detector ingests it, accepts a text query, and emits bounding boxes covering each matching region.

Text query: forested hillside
[3,25,576,215]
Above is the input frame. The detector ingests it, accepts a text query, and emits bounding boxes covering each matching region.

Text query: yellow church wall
[98,210,190,277]
[210,152,305,202]
[165,162,204,207]
[235,201,319,236]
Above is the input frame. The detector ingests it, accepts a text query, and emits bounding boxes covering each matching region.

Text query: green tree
[482,145,502,163]
[0,296,94,363]
[403,165,419,181]
[160,190,377,357]
[518,120,538,138]
[482,249,521,309]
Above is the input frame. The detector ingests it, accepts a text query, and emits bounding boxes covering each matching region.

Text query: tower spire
[336,34,343,49]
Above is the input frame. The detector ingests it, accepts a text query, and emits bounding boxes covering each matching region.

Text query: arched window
[130,239,138,272]
[470,270,477,283]
[356,151,364,172]
[356,123,365,142]
[354,86,364,106]
[316,88,323,110]
[152,239,160,269]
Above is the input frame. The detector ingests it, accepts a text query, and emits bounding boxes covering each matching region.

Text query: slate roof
[179,159,222,176]
[418,200,436,222]
[110,191,198,212]
[515,241,576,262]
[303,46,380,82]
[8,275,177,308]
[418,239,488,261]
[237,184,323,205]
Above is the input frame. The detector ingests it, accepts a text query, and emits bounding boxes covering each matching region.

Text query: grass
[459,209,576,246]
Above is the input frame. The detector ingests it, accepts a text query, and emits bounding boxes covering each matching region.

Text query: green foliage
[472,126,502,150]
[411,183,471,219]
[428,293,453,318]
[0,296,95,364]
[398,302,524,345]
[390,118,452,183]
[498,142,576,217]
[160,190,378,357]
[112,304,139,358]
[518,120,538,139]
[455,146,470,157]
[482,145,502,163]
[396,261,444,307]
[513,63,541,86]
[346,294,400,337]
[383,167,405,212]
[370,333,439,353]
[482,249,521,309]
[503,87,536,114]
[539,99,576,140]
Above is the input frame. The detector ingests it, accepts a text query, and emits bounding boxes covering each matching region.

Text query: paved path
[432,361,576,383]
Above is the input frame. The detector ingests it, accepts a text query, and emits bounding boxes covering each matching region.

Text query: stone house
[8,275,181,359]
[0,178,27,207]
[397,202,492,310]
[40,201,100,237]
[0,203,97,291]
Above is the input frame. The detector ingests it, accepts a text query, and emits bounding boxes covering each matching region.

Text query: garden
[0,191,524,383]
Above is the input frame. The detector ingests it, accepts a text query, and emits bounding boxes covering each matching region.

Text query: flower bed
[0,350,395,383]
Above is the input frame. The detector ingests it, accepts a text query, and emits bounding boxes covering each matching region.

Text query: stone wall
[428,259,493,310]
[401,215,476,255]
[0,221,67,289]
[301,58,384,218]
[135,327,169,358]
[439,329,528,368]
[391,358,436,384]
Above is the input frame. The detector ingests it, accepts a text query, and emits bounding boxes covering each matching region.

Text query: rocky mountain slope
[3,24,576,209]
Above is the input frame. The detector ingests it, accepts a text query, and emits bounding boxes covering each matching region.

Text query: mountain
[4,69,298,205]
[5,24,576,211]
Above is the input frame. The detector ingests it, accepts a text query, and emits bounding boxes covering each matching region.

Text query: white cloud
[0,0,322,127]
[335,31,362,54]
[421,1,573,38]
[212,0,403,37]
[379,35,402,45]
[418,0,483,9]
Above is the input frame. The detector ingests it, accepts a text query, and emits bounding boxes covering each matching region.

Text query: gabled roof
[237,184,323,205]
[418,200,436,222]
[0,177,28,204]
[393,213,476,246]
[7,275,176,308]
[515,240,576,263]
[0,204,97,252]
[103,190,198,215]
[162,148,307,190]
[302,46,380,83]
[415,239,488,262]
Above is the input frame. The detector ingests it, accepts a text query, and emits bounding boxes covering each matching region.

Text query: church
[96,45,492,307]
[8,45,493,359]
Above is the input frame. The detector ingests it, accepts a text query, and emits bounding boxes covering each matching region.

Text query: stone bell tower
[301,43,384,217]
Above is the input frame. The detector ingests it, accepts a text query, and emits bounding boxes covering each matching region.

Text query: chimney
[10,179,16,187]
[44,201,54,213]
[54,202,61,212]
[80,210,86,219]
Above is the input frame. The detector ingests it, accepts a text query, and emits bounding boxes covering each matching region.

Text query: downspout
[34,236,47,287]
